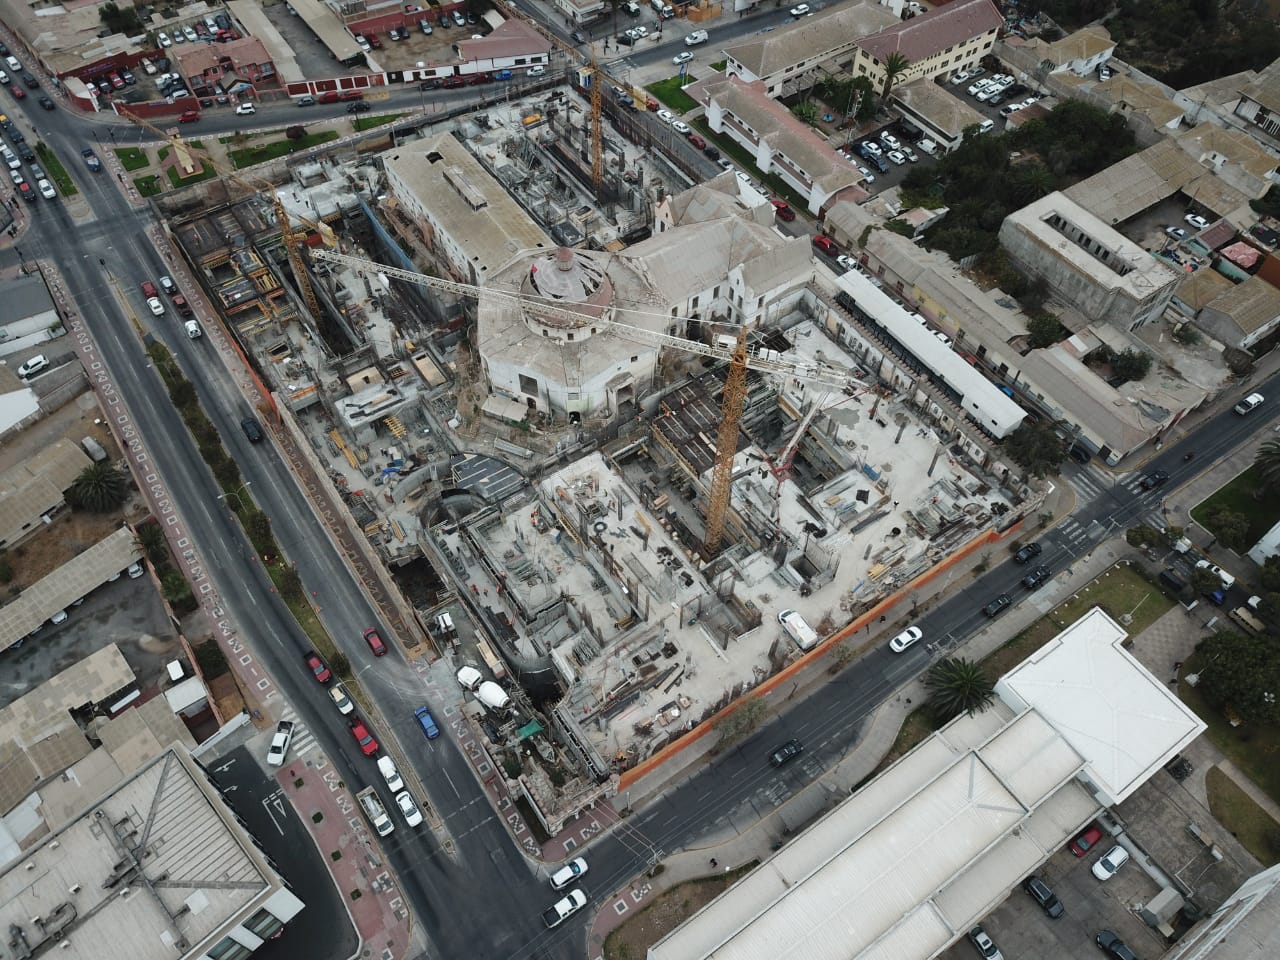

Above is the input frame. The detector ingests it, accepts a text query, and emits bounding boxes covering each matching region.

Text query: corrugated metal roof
[859,0,1002,66]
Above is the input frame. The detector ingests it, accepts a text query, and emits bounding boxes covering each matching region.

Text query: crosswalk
[276,706,319,762]
[1055,516,1091,552]
[1062,463,1123,501]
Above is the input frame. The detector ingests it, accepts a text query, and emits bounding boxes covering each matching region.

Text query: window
[208,938,253,960]
[567,332,574,341]
[691,295,699,308]
[244,908,284,940]
[630,355,638,363]
[519,374,538,395]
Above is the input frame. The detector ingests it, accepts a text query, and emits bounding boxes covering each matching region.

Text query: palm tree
[67,462,129,513]
[1255,437,1280,490]
[925,656,994,721]
[135,521,168,566]
[879,51,911,106]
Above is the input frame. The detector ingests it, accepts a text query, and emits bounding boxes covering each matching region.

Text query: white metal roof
[832,270,1025,438]
[995,605,1206,805]
[650,702,1092,960]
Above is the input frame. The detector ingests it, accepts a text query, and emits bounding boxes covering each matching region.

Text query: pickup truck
[542,889,586,928]
[266,720,294,767]
[81,148,101,172]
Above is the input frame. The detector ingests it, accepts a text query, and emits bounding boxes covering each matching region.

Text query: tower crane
[307,249,871,554]
[121,110,337,317]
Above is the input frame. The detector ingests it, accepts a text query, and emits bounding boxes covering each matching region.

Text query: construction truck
[356,785,394,837]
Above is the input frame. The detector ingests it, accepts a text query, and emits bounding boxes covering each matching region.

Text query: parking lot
[836,120,940,195]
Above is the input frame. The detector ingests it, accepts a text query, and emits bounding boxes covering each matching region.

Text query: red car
[812,234,838,255]
[368,35,383,49]
[1070,824,1103,856]
[771,199,796,221]
[140,280,159,298]
[178,109,199,123]
[305,650,331,684]
[687,133,706,149]
[318,91,341,104]
[442,76,465,89]
[363,628,387,656]
[338,89,363,101]
[172,294,193,317]
[10,86,24,99]
[349,717,378,755]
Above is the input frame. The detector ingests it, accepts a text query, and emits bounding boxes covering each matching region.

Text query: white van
[5,56,21,73]
[777,609,818,651]
[377,756,404,792]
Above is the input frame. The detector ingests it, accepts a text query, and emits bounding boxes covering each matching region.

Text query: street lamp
[217,481,254,511]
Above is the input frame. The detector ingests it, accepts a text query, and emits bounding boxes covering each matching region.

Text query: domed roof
[521,246,613,329]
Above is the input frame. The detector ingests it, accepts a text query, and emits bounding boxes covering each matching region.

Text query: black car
[1013,541,1042,564]
[616,33,635,45]
[419,79,441,90]
[37,96,54,110]
[241,417,264,443]
[769,739,803,767]
[1022,875,1064,918]
[703,145,721,160]
[983,594,1012,618]
[199,98,214,107]
[1139,470,1169,490]
[1068,443,1091,464]
[572,29,587,44]
[1021,564,1051,590]
[346,101,371,113]
[1095,930,1137,960]
[21,73,37,89]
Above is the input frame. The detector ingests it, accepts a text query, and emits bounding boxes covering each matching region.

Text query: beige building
[382,132,553,287]
[0,438,91,551]
[852,0,1003,92]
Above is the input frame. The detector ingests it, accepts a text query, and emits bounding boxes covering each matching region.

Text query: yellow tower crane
[122,110,337,318]
[704,327,748,555]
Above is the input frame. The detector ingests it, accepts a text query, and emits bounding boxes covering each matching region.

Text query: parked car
[1185,213,1209,230]
[39,177,58,198]
[17,354,49,378]
[812,235,838,255]
[1194,559,1236,589]
[982,594,1012,617]
[1071,824,1104,856]
[235,102,256,115]
[1095,930,1138,960]
[328,683,355,714]
[346,101,371,113]
[886,150,907,165]
[967,925,1004,960]
[672,51,693,65]
[1022,875,1064,918]
[305,650,331,683]
[770,198,795,221]
[348,717,379,756]
[395,791,424,827]
[1091,844,1130,881]
[414,705,441,739]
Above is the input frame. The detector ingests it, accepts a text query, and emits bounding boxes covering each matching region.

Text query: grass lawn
[645,75,698,113]
[603,863,757,960]
[353,112,408,133]
[984,561,1173,678]
[35,143,77,197]
[228,131,339,169]
[1179,658,1280,808]
[165,161,218,187]
[134,175,161,197]
[1205,766,1280,866]
[1191,464,1278,548]
[114,147,150,171]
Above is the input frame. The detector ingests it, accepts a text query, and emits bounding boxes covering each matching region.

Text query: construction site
[148,70,1032,820]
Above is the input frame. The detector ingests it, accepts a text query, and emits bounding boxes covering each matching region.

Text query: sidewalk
[278,752,415,958]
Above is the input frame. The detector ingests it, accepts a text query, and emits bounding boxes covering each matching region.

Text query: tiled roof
[723,1,899,79]
[1204,274,1280,334]
[892,77,985,138]
[858,0,1003,66]
[1239,57,1280,114]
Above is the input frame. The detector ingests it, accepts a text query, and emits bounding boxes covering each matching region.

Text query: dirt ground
[602,863,756,960]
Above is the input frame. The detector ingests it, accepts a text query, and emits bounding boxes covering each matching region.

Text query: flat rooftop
[0,747,297,960]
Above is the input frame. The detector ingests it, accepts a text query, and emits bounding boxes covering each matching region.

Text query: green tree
[711,698,769,752]
[1195,630,1280,725]
[879,52,911,105]
[161,570,195,612]
[1009,161,1056,205]
[99,1,142,34]
[1111,347,1152,383]
[67,462,129,512]
[277,565,304,600]
[285,125,306,142]
[135,522,169,567]
[791,100,819,124]
[1207,507,1250,552]
[1190,566,1223,597]
[1005,421,1067,478]
[1256,438,1280,490]
[925,656,994,722]
[1027,312,1066,349]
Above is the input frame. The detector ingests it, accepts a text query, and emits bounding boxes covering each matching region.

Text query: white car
[949,70,972,85]
[976,85,1000,102]
[266,721,294,767]
[1185,213,1209,230]
[396,791,424,827]
[157,31,172,47]
[903,147,918,162]
[527,65,545,76]
[172,27,186,43]
[968,79,992,96]
[856,164,874,183]
[147,297,165,316]
[789,4,811,15]
[657,109,675,124]
[550,857,588,890]
[673,51,693,65]
[835,254,857,271]
[1091,844,1130,881]
[235,102,256,115]
[17,354,49,378]
[880,132,900,150]
[886,150,907,165]
[889,625,923,653]
[37,178,55,199]
[355,34,371,52]
[328,683,355,714]
[50,610,68,625]
[861,140,882,157]
[1194,559,1236,589]
[182,25,197,42]
[127,561,145,579]
[8,169,23,186]
[672,120,691,134]
[633,25,648,37]
[453,10,466,26]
